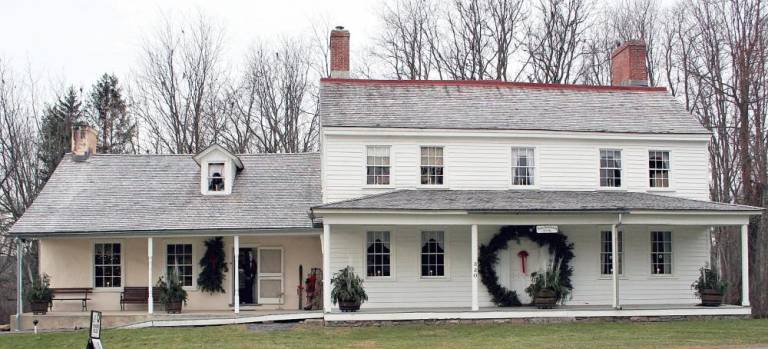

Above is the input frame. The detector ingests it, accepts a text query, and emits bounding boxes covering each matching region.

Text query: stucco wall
[39,234,322,312]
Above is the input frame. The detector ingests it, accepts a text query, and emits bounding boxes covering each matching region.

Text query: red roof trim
[320,78,667,93]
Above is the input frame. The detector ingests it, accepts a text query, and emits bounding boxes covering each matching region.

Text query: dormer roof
[193,144,244,170]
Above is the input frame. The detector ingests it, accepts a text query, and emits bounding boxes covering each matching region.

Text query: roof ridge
[320,78,668,93]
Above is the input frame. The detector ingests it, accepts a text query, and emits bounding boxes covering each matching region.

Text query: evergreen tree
[38,87,83,181]
[87,74,136,154]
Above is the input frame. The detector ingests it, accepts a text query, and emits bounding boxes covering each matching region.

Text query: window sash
[94,243,121,288]
[366,146,391,185]
[649,151,670,188]
[600,149,622,187]
[600,231,623,275]
[208,163,225,191]
[366,231,391,277]
[166,244,194,287]
[650,231,673,275]
[420,231,445,277]
[420,146,444,185]
[511,147,535,186]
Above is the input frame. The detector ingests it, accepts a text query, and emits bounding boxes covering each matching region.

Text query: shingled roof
[10,153,321,236]
[319,79,709,135]
[313,189,761,213]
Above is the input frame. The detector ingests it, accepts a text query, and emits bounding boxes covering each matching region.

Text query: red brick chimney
[330,26,350,78]
[611,40,648,86]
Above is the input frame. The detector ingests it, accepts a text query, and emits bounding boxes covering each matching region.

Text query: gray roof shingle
[10,153,321,236]
[313,189,761,213]
[319,79,709,134]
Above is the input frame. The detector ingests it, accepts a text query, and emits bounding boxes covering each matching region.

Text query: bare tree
[373,0,440,80]
[605,0,661,86]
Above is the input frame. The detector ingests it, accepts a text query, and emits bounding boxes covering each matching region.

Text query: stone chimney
[71,124,97,161]
[611,40,648,87]
[330,26,350,78]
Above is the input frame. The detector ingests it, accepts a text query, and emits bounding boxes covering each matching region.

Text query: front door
[257,247,284,304]
[238,248,257,305]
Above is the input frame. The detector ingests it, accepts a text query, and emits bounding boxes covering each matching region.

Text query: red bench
[50,288,92,311]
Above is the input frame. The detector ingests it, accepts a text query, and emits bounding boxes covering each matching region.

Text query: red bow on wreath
[517,250,529,275]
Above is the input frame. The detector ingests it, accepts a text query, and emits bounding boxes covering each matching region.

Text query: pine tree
[87,74,136,154]
[38,87,83,181]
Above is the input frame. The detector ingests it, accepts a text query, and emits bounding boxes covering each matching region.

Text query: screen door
[257,247,284,304]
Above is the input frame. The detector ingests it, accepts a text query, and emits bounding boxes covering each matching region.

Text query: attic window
[208,163,225,192]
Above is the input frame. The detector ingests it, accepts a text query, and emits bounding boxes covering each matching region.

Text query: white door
[257,247,284,304]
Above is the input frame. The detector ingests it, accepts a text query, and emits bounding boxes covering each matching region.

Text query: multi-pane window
[420,231,445,277]
[649,151,670,188]
[600,149,622,187]
[208,163,225,191]
[366,146,391,185]
[366,231,391,277]
[94,243,121,288]
[651,231,673,275]
[420,146,444,185]
[600,231,623,275]
[511,147,535,186]
[167,244,194,287]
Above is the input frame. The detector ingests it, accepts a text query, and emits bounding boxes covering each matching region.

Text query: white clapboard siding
[329,224,710,309]
[322,133,709,204]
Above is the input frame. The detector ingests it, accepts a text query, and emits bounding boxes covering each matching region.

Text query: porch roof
[312,190,762,214]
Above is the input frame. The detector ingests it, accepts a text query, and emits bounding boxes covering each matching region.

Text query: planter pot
[165,301,183,314]
[700,289,723,307]
[338,300,361,312]
[30,300,49,315]
[533,289,558,309]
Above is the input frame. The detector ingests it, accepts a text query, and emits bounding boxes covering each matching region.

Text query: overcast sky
[0,0,379,88]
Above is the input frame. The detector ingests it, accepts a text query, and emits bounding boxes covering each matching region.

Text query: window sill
[365,276,395,282]
[646,188,676,193]
[510,185,539,190]
[648,275,677,280]
[596,187,627,191]
[419,276,449,281]
[417,185,449,190]
[598,276,628,281]
[93,287,123,293]
[361,185,396,190]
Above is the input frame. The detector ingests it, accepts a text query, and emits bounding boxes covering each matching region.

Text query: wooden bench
[51,288,92,311]
[120,287,161,311]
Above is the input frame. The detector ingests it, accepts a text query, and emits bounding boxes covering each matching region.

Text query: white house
[8,27,760,330]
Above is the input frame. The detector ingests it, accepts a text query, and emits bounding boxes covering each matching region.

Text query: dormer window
[208,163,225,192]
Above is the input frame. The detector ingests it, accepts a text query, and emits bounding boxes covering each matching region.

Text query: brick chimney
[330,26,350,78]
[611,40,648,87]
[71,124,97,161]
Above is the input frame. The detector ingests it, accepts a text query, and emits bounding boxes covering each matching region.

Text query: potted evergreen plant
[525,262,570,309]
[156,271,188,314]
[27,273,53,315]
[330,266,368,312]
[692,265,727,307]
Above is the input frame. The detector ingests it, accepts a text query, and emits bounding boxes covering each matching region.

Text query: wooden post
[147,237,154,314]
[471,224,479,311]
[611,224,620,309]
[234,235,240,314]
[323,224,332,313]
[15,238,22,332]
[741,224,750,307]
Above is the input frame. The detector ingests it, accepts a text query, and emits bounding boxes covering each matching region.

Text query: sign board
[536,225,559,234]
[87,310,103,349]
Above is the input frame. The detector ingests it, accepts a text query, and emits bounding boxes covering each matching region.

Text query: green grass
[1,319,767,349]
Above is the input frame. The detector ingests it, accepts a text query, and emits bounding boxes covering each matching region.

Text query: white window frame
[419,231,447,278]
[650,231,674,276]
[648,150,672,190]
[164,241,196,289]
[207,162,226,193]
[92,240,124,291]
[599,230,624,277]
[364,145,392,186]
[419,146,445,186]
[511,146,537,187]
[365,231,393,279]
[599,148,623,188]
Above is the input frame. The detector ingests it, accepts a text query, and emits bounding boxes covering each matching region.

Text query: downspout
[15,238,23,332]
[612,212,623,310]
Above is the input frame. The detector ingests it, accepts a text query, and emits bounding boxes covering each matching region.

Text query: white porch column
[471,224,479,311]
[741,224,750,307]
[234,235,240,314]
[611,224,620,309]
[147,237,154,314]
[15,238,22,332]
[323,224,332,313]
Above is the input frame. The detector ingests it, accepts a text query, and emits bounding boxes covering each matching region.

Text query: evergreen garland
[198,237,228,294]
[478,225,575,307]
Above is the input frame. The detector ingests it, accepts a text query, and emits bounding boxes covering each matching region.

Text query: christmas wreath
[478,225,574,307]
[198,236,229,294]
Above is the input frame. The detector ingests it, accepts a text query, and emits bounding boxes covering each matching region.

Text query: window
[366,231,391,277]
[600,149,622,187]
[420,231,445,277]
[651,231,672,275]
[420,146,444,185]
[511,147,535,186]
[600,231,623,275]
[366,146,391,185]
[208,163,225,191]
[94,243,121,288]
[649,151,670,188]
[167,244,194,287]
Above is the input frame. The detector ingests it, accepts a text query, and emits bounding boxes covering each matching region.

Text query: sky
[0,0,380,88]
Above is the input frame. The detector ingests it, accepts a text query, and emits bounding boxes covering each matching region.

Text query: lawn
[1,319,767,349]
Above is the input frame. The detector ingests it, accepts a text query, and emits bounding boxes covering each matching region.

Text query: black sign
[87,311,103,349]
